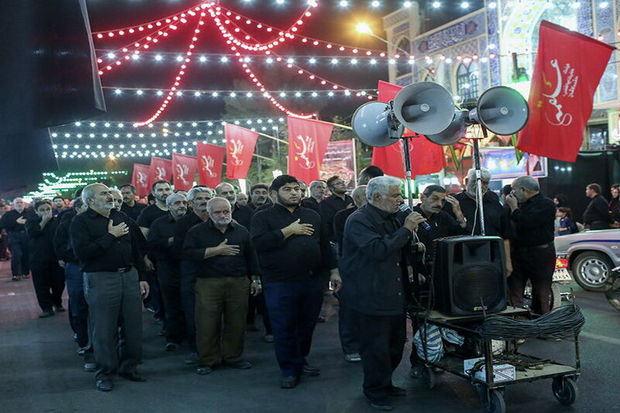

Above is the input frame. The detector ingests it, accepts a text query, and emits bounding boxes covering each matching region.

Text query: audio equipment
[432,236,507,316]
[468,86,530,136]
[351,101,398,147]
[392,82,455,136]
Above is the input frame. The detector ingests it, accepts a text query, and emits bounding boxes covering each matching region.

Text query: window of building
[456,61,479,102]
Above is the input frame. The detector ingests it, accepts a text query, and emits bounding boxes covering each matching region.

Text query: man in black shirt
[174,186,213,363]
[71,183,149,392]
[320,176,354,242]
[583,183,611,230]
[51,196,66,217]
[148,193,188,351]
[216,182,253,229]
[251,175,341,389]
[185,197,261,375]
[0,197,30,281]
[340,176,426,410]
[301,180,327,213]
[505,176,556,314]
[120,184,147,222]
[26,201,65,318]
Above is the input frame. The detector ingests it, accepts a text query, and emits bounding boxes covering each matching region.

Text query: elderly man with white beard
[184,197,261,375]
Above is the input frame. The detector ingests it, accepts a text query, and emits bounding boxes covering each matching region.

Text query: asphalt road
[1,262,619,413]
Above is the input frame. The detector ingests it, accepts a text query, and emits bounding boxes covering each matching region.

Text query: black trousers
[157,260,185,344]
[180,260,197,352]
[8,231,29,276]
[247,292,272,334]
[356,311,406,401]
[337,293,359,355]
[508,245,556,314]
[31,262,65,312]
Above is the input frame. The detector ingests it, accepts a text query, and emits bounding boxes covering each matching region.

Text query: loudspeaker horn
[351,101,396,147]
[469,86,529,136]
[426,109,468,145]
[392,82,456,136]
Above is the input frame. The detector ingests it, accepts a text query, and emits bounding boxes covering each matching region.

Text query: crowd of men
[0,166,617,410]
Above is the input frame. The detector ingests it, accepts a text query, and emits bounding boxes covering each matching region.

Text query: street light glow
[356,22,372,35]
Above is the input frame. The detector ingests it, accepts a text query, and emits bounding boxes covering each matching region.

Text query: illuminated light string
[52,118,286,130]
[92,2,213,36]
[102,86,375,98]
[134,12,208,127]
[50,125,281,140]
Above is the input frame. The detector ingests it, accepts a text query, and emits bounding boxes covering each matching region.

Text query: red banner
[172,154,197,191]
[287,116,333,183]
[131,163,151,197]
[517,21,615,162]
[224,123,258,179]
[371,81,446,178]
[149,157,172,188]
[196,143,225,188]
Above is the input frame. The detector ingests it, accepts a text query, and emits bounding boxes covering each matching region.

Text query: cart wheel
[421,366,436,390]
[552,377,578,405]
[485,390,506,413]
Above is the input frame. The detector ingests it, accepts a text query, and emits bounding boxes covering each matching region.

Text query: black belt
[117,266,133,273]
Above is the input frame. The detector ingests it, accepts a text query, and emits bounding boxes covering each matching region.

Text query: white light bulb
[114,89,122,95]
[431,1,441,8]
[176,55,184,62]
[221,56,229,63]
[370,1,380,8]
[199,56,207,62]
[460,1,469,9]
[155,54,163,61]
[338,0,349,7]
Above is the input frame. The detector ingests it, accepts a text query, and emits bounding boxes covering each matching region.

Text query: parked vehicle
[605,266,620,311]
[554,229,620,292]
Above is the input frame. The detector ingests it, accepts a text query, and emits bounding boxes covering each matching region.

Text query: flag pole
[316,121,353,130]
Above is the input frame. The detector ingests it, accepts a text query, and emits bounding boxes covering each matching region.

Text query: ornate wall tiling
[411,12,486,55]
[577,0,594,36]
[486,0,501,86]
[478,36,490,89]
[595,0,617,102]
[393,22,410,35]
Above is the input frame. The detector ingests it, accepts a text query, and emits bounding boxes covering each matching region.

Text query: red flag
[149,157,172,188]
[224,123,258,179]
[172,154,197,191]
[131,163,150,197]
[517,21,615,162]
[371,81,445,178]
[196,143,225,188]
[287,116,333,183]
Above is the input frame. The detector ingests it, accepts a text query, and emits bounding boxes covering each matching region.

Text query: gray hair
[215,182,234,194]
[187,186,215,201]
[110,188,122,197]
[366,176,401,202]
[351,185,367,207]
[166,192,187,207]
[206,197,230,214]
[467,168,491,183]
[513,176,540,192]
[309,180,326,190]
[81,183,107,206]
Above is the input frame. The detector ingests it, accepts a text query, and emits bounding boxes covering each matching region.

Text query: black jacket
[148,213,182,262]
[53,210,78,263]
[0,210,27,233]
[232,203,253,229]
[583,195,611,229]
[340,204,413,316]
[26,216,59,265]
[319,194,354,242]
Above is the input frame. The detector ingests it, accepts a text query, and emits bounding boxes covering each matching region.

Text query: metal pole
[472,129,486,236]
[402,137,415,209]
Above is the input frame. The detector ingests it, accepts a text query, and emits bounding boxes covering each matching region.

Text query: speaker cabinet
[432,236,507,316]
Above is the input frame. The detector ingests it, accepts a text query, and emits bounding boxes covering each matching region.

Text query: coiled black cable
[477,304,586,340]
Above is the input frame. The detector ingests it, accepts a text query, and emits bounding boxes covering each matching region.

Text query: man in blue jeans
[250,174,341,389]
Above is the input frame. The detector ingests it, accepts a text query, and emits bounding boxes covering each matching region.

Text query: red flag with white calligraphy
[370,81,446,178]
[149,157,172,188]
[172,154,197,191]
[517,21,615,162]
[287,116,333,183]
[131,163,151,197]
[224,124,258,179]
[196,143,226,188]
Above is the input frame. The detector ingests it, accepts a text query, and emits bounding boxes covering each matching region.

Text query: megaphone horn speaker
[470,86,529,136]
[351,101,396,147]
[393,82,456,136]
[426,109,468,145]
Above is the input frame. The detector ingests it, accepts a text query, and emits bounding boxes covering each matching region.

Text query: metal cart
[412,306,581,413]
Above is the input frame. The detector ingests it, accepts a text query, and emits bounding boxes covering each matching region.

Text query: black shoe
[39,311,55,318]
[225,359,252,369]
[184,352,199,365]
[96,378,113,392]
[11,276,20,281]
[119,371,146,382]
[302,364,320,376]
[53,305,65,313]
[196,366,213,375]
[84,362,97,372]
[317,316,326,323]
[387,385,407,397]
[366,398,393,411]
[165,342,179,352]
[280,376,299,389]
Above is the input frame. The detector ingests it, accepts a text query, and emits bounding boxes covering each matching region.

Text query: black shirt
[250,204,335,283]
[173,211,206,260]
[121,202,148,222]
[452,191,510,237]
[148,213,183,262]
[53,210,78,263]
[25,216,59,265]
[137,203,168,229]
[232,202,253,229]
[70,208,146,274]
[0,210,26,233]
[301,197,320,213]
[183,219,260,278]
[320,194,354,242]
[333,206,357,256]
[610,197,620,222]
[583,195,611,229]
[509,193,556,248]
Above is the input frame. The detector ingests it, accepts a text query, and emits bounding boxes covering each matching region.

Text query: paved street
[1,260,619,413]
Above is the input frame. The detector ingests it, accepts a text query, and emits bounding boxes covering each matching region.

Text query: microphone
[399,203,431,231]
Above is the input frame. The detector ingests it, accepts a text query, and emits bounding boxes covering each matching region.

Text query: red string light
[134,12,208,127]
